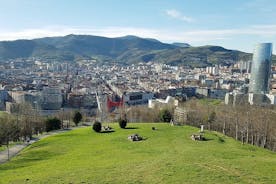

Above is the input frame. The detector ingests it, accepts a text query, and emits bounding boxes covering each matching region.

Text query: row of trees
[0,103,43,147]
[183,99,276,151]
[125,106,173,123]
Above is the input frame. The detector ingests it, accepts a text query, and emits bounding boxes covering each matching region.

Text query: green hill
[0,35,176,63]
[0,123,275,184]
[130,45,252,67]
[1,34,272,67]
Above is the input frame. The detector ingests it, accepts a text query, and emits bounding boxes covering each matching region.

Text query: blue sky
[0,0,275,53]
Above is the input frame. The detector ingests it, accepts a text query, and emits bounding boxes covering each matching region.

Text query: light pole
[7,133,10,161]
[34,101,38,135]
[61,107,64,129]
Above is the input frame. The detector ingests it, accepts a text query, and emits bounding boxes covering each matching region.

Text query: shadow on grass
[213,133,225,143]
[142,137,148,141]
[217,137,225,143]
[0,150,60,170]
[30,141,50,148]
[100,130,115,134]
[128,137,148,142]
[202,136,224,143]
[202,138,214,141]
[124,127,139,129]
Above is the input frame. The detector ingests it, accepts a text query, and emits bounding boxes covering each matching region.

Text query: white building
[206,66,219,75]
[148,96,178,109]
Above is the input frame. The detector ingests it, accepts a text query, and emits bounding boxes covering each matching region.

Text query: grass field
[0,111,8,116]
[0,146,6,152]
[0,123,275,184]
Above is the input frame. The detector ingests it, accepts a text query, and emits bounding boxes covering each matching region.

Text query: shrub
[93,121,102,132]
[73,111,82,126]
[45,117,61,132]
[159,109,172,122]
[119,118,127,129]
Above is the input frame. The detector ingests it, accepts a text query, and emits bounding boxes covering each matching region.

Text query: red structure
[107,96,124,112]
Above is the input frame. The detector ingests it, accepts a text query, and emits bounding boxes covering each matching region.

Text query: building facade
[249,43,273,94]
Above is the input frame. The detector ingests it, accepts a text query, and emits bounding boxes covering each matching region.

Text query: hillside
[0,34,269,67]
[172,42,191,47]
[126,45,253,67]
[0,123,275,184]
[0,35,175,63]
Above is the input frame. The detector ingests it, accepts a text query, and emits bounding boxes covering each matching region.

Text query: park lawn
[0,123,275,184]
[0,111,8,116]
[0,146,6,151]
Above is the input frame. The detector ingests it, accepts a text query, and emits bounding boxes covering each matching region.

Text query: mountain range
[0,34,275,67]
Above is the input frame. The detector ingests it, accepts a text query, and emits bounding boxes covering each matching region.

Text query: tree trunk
[262,117,268,148]
[223,117,226,135]
[235,122,238,140]
[262,135,267,148]
[246,111,249,144]
[246,125,249,144]
[256,134,260,146]
[6,134,10,160]
[7,144,9,160]
[272,138,276,151]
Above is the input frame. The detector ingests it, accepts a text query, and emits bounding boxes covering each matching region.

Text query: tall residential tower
[249,43,273,94]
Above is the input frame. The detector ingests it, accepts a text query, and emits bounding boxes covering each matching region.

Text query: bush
[93,121,102,132]
[159,109,172,122]
[45,117,61,132]
[73,111,82,126]
[119,118,127,129]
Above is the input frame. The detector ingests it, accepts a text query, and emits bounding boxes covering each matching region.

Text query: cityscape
[0,42,275,114]
[0,1,276,183]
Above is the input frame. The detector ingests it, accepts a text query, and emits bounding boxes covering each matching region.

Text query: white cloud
[1,25,276,42]
[0,26,160,41]
[165,9,194,23]
[0,25,275,53]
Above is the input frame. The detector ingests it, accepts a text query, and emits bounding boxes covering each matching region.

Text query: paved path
[0,128,79,164]
[0,144,27,164]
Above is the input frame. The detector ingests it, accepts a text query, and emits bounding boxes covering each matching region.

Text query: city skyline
[0,0,275,54]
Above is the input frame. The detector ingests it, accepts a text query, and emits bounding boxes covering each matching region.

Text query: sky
[0,0,276,53]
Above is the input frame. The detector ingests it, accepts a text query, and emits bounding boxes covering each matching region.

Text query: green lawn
[0,111,8,116]
[0,146,6,152]
[0,123,275,184]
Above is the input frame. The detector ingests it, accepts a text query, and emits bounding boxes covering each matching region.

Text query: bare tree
[180,99,276,151]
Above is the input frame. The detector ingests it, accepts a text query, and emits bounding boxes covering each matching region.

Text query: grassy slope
[0,111,8,116]
[0,111,9,151]
[0,123,275,184]
[0,146,6,152]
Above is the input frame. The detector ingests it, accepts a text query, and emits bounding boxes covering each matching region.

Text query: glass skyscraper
[249,43,273,94]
